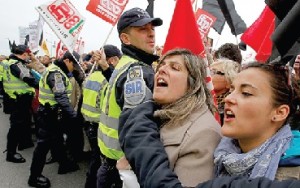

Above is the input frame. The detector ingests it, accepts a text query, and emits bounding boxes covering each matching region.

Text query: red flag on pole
[241,6,275,62]
[162,0,205,57]
[86,0,128,25]
[164,0,220,123]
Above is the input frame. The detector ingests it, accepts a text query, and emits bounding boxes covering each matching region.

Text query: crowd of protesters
[0,6,300,188]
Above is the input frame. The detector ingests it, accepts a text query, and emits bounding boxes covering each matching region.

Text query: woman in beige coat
[154,49,221,186]
[118,49,222,187]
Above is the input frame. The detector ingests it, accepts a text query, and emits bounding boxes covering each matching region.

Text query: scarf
[214,124,292,180]
[121,44,160,66]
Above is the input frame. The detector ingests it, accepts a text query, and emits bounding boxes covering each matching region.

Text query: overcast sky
[0,0,265,56]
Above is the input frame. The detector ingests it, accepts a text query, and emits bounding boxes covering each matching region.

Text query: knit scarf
[214,124,292,180]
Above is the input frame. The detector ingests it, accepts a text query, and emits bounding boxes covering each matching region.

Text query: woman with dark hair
[214,62,300,180]
[119,60,300,187]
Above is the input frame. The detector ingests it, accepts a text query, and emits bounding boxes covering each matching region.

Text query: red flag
[163,0,205,57]
[195,8,216,40]
[164,0,219,123]
[241,6,275,62]
[86,0,128,25]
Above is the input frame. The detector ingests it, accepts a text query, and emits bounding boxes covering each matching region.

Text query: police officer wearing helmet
[82,44,122,188]
[28,51,81,188]
[4,44,39,163]
[96,7,163,188]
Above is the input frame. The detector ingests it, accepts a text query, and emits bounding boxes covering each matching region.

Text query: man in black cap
[96,7,162,188]
[4,44,39,163]
[28,51,82,188]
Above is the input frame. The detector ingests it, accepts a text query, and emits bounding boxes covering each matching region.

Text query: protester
[214,61,300,180]
[3,44,38,163]
[289,55,300,131]
[96,7,163,188]
[28,51,82,188]
[40,55,52,68]
[210,59,240,125]
[118,61,300,188]
[82,44,122,188]
[118,49,222,187]
[213,43,243,64]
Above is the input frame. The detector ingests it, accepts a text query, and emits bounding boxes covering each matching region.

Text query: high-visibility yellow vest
[2,59,14,93]
[0,61,4,81]
[38,63,72,106]
[98,55,137,160]
[81,70,108,123]
[3,59,35,99]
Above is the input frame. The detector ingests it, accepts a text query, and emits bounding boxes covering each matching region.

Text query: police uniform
[81,69,108,188]
[29,63,79,187]
[97,44,158,188]
[0,59,13,114]
[0,59,4,97]
[5,54,38,162]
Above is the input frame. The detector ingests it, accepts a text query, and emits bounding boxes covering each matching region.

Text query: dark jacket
[119,101,300,188]
[9,54,39,89]
[115,44,158,109]
[45,70,76,118]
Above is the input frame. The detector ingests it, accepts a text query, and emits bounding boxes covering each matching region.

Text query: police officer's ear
[107,56,119,67]
[120,32,131,45]
[63,58,70,64]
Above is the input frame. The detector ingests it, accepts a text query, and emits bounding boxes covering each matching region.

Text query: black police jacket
[115,44,158,109]
[9,54,39,89]
[119,101,300,188]
[46,70,77,119]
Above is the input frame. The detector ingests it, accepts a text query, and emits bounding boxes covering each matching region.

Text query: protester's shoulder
[190,106,221,130]
[276,166,300,181]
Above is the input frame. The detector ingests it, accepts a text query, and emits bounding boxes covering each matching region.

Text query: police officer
[1,55,15,114]
[4,44,38,163]
[82,45,122,188]
[28,51,81,188]
[97,7,163,188]
[0,55,7,108]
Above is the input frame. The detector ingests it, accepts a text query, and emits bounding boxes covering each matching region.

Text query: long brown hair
[154,49,216,126]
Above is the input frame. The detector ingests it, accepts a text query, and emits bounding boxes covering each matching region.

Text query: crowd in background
[0,6,300,188]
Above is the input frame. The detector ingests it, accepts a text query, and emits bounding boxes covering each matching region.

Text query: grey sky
[0,0,265,56]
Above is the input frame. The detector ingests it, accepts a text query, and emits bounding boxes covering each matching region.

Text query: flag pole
[234,35,240,49]
[87,24,115,77]
[194,0,198,12]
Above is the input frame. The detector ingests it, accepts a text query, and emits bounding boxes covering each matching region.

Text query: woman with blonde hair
[210,59,241,125]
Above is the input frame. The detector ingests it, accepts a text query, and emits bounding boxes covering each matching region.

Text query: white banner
[29,20,38,51]
[18,26,30,45]
[74,37,85,55]
[36,0,85,53]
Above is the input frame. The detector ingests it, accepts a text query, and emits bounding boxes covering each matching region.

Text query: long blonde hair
[154,49,216,126]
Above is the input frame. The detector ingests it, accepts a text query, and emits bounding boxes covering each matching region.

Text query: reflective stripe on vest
[0,61,4,80]
[81,71,108,123]
[3,59,34,99]
[2,59,15,93]
[98,55,137,160]
[38,63,72,106]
